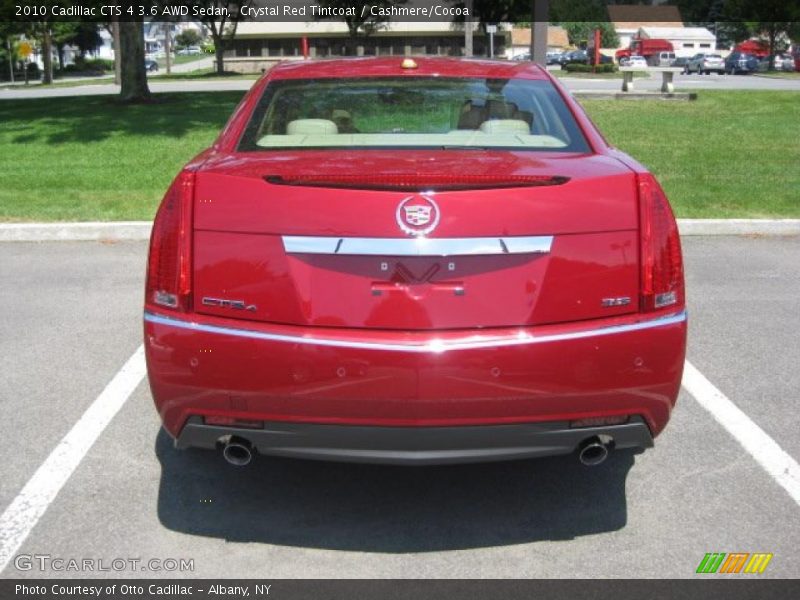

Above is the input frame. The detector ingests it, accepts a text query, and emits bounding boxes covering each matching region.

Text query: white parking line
[0,345,146,573]
[683,360,800,507]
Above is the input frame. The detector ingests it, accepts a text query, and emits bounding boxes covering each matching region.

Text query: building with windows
[637,26,717,58]
[225,21,507,73]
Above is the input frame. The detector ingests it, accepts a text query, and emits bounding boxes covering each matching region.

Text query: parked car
[687,53,725,74]
[144,59,159,73]
[724,51,760,75]
[760,54,796,72]
[626,55,648,68]
[672,57,690,73]
[546,51,563,65]
[144,57,686,468]
[651,52,676,67]
[177,46,203,56]
[559,49,589,67]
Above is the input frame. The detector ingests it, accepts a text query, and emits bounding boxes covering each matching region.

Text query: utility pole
[6,38,13,84]
[530,0,549,67]
[164,24,172,76]
[112,17,121,85]
[464,0,473,57]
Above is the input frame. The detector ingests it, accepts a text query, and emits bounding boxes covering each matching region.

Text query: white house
[638,26,717,58]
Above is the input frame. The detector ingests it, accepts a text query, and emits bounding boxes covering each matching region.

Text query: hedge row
[563,63,619,73]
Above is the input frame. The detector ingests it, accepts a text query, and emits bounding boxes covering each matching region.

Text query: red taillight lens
[638,173,684,312]
[145,170,195,312]
[264,173,569,191]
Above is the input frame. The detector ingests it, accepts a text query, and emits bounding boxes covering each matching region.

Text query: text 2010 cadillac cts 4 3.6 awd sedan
[144,57,686,467]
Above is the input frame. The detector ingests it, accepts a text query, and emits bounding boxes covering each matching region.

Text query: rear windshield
[238,77,590,153]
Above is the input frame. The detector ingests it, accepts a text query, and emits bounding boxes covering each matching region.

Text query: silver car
[687,53,725,75]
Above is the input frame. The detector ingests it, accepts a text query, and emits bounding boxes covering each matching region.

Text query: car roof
[267,57,549,81]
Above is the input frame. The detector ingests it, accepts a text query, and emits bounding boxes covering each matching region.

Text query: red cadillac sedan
[144,57,686,467]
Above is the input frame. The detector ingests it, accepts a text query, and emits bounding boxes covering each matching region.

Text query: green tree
[52,22,79,71]
[315,1,409,55]
[175,28,203,50]
[176,1,248,74]
[559,22,618,48]
[549,0,618,48]
[722,0,800,68]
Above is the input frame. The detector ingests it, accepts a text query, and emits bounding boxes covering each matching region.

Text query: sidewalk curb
[0,222,152,242]
[677,219,800,236]
[0,219,798,242]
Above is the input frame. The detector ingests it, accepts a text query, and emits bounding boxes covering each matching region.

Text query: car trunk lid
[192,150,639,330]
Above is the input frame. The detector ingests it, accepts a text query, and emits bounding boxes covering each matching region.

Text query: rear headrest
[458,101,486,130]
[479,119,530,135]
[486,100,519,119]
[286,119,338,135]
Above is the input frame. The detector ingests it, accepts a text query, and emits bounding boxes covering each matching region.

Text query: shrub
[563,62,618,73]
[564,63,592,73]
[66,57,114,73]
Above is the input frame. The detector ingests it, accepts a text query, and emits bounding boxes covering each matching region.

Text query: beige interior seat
[479,119,531,135]
[286,119,338,135]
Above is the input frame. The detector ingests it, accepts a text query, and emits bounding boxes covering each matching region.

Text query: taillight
[638,173,683,313]
[145,170,195,312]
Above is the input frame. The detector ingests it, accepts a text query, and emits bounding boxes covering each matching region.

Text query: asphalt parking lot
[0,236,798,578]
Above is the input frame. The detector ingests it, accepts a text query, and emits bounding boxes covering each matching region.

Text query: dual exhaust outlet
[220,436,612,467]
[222,437,254,467]
[577,436,612,467]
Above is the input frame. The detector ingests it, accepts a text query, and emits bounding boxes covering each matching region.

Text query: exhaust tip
[222,437,253,467]
[578,437,611,467]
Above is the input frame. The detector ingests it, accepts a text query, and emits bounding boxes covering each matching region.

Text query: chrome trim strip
[144,310,687,354]
[282,235,554,257]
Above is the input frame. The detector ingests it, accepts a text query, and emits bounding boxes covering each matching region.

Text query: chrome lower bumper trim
[144,310,686,353]
[282,235,553,257]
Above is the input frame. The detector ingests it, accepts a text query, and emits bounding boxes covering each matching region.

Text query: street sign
[18,41,33,59]
[486,24,497,34]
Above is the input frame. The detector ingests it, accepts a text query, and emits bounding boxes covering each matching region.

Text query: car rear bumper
[144,308,686,451]
[176,415,654,465]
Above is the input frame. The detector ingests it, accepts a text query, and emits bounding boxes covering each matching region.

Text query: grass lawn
[0,93,244,221]
[0,90,797,221]
[156,55,209,68]
[581,90,800,218]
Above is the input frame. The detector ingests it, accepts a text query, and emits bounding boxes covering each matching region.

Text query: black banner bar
[1,1,787,24]
[3,580,800,600]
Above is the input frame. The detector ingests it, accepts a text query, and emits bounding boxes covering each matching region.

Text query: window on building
[683,43,694,48]
[699,43,711,48]
[267,40,281,57]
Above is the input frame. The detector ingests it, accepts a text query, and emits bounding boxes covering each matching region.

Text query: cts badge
[396,194,440,236]
[202,297,257,312]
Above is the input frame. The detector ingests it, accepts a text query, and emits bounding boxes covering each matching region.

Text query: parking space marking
[683,360,800,507]
[0,345,146,574]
